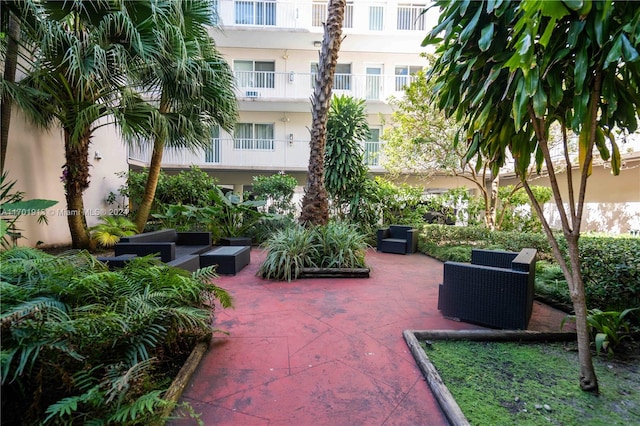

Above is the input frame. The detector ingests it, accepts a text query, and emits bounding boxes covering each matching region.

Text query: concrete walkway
[173,249,570,425]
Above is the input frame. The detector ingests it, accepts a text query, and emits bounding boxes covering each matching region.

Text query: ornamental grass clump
[258,222,369,281]
[0,247,232,425]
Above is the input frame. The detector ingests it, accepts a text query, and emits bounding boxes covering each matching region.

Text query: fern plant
[0,247,232,424]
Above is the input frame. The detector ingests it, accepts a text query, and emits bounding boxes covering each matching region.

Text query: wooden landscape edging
[156,337,211,425]
[299,267,370,278]
[402,329,578,426]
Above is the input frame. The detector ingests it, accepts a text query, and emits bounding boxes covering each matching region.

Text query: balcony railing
[128,138,384,171]
[217,0,429,33]
[234,71,417,101]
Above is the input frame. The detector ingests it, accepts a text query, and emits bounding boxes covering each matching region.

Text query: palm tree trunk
[299,0,346,226]
[1,12,20,173]
[134,99,171,233]
[63,129,94,250]
[134,138,165,232]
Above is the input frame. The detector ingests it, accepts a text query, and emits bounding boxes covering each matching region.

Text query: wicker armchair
[437,248,537,329]
[376,225,418,254]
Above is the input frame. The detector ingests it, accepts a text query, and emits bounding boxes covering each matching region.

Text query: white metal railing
[234,71,418,101]
[216,0,428,33]
[128,138,386,171]
[397,4,428,31]
[311,2,353,28]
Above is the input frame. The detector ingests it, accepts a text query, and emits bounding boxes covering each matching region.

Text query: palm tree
[131,0,237,232]
[10,0,154,249]
[299,0,346,226]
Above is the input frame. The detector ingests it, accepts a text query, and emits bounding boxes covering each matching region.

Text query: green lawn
[423,340,640,425]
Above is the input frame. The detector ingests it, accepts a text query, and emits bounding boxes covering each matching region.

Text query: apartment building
[128,0,435,193]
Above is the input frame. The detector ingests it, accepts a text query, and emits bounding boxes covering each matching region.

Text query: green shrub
[0,247,232,424]
[258,222,369,281]
[578,235,640,311]
[419,226,640,314]
[251,173,298,216]
[419,224,554,260]
[258,225,318,282]
[310,222,368,269]
[119,166,217,216]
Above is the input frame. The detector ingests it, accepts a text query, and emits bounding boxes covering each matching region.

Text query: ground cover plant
[422,340,640,425]
[0,247,232,424]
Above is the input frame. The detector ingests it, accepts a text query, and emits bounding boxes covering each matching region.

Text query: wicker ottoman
[200,246,250,275]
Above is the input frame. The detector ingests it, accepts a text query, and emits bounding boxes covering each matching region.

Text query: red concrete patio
[172,249,571,425]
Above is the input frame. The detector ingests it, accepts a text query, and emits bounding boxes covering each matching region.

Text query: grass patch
[422,340,640,425]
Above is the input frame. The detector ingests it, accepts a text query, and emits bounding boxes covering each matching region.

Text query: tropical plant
[258,221,368,281]
[89,215,138,248]
[309,221,368,269]
[324,95,370,215]
[6,0,156,250]
[0,247,232,424]
[425,0,640,392]
[563,308,640,357]
[206,187,267,238]
[258,225,318,282]
[251,172,298,216]
[0,172,56,248]
[299,0,347,226]
[131,0,237,232]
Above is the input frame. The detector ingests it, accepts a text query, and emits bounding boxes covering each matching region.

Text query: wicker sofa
[376,225,419,254]
[437,248,537,329]
[105,229,212,272]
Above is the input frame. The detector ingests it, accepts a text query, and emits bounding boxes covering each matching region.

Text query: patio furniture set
[376,225,537,330]
[98,229,251,275]
[101,226,537,330]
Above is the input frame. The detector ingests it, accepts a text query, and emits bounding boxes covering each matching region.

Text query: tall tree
[299,0,346,226]
[9,0,153,249]
[383,70,502,229]
[425,0,640,392]
[131,0,237,232]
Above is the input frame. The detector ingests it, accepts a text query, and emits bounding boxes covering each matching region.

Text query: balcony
[234,70,417,103]
[128,138,385,172]
[216,0,431,34]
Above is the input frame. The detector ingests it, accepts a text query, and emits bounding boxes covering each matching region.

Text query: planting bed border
[402,329,577,426]
[299,267,370,278]
[159,338,210,424]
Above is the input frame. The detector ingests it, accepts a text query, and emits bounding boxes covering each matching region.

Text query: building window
[234,123,275,150]
[311,62,352,90]
[344,2,353,28]
[234,60,275,89]
[365,128,381,166]
[395,65,422,91]
[205,126,220,163]
[313,2,353,28]
[369,6,384,31]
[311,1,326,27]
[235,0,276,26]
[397,4,427,31]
